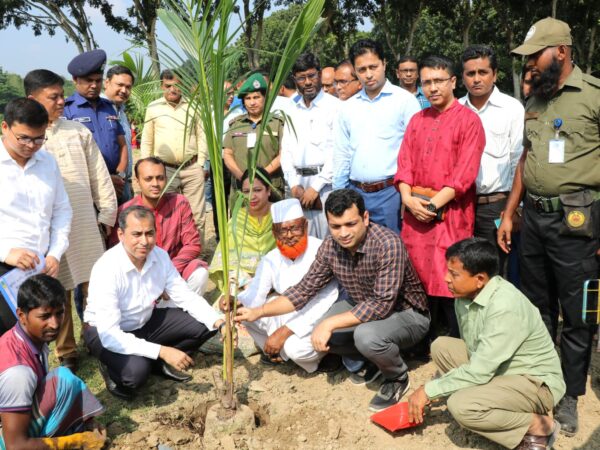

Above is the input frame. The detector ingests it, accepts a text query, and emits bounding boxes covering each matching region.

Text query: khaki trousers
[432,337,554,449]
[165,163,206,244]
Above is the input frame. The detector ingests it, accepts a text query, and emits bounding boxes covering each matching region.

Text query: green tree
[0,68,23,114]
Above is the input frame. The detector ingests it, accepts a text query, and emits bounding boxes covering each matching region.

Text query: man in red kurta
[394,55,485,336]
[109,157,209,295]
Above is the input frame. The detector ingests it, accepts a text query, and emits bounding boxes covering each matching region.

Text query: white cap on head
[271,198,304,224]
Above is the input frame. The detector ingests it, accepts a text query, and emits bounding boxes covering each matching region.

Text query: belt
[477,192,509,205]
[527,193,562,213]
[296,166,323,176]
[163,155,198,170]
[350,177,395,193]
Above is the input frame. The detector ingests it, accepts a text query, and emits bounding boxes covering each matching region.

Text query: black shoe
[349,362,381,385]
[160,361,192,382]
[97,361,134,400]
[259,353,284,366]
[554,395,578,436]
[368,377,410,412]
[316,354,342,373]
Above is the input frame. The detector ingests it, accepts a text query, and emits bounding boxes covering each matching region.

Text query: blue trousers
[349,184,401,233]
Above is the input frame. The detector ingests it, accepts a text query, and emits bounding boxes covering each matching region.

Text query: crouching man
[0,275,105,450]
[234,199,338,373]
[84,205,225,400]
[237,189,430,411]
[408,238,565,449]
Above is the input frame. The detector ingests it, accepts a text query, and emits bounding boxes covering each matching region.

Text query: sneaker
[368,377,410,412]
[554,395,578,436]
[349,362,381,385]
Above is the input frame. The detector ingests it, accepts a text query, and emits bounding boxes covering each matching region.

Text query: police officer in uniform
[498,17,600,436]
[63,49,128,204]
[223,73,285,202]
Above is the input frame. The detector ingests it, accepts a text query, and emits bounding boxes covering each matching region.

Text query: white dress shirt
[84,244,222,359]
[281,91,340,193]
[459,87,524,194]
[238,236,338,338]
[0,141,72,263]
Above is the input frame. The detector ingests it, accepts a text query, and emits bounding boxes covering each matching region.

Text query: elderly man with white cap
[236,199,338,373]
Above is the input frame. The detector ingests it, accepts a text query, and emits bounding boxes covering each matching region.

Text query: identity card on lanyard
[549,118,565,164]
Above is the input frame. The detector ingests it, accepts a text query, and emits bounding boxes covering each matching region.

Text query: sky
[0,1,216,77]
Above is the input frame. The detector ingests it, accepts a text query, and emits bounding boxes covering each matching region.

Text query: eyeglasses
[294,72,319,83]
[421,77,453,89]
[398,69,417,74]
[334,79,358,87]
[8,127,47,146]
[274,224,305,237]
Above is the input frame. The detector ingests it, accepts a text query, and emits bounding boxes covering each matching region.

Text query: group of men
[0,14,598,450]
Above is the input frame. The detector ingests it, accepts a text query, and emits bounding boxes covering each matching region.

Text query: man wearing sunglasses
[0,98,72,335]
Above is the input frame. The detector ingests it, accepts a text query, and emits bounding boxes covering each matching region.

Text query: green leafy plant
[158,0,324,410]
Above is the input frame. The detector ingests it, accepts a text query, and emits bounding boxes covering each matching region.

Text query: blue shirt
[415,86,431,109]
[63,92,124,174]
[332,80,421,188]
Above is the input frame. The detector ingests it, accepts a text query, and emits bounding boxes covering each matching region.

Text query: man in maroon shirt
[110,157,208,295]
[236,189,430,412]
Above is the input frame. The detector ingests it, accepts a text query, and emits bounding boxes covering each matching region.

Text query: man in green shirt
[408,238,565,450]
[498,17,600,435]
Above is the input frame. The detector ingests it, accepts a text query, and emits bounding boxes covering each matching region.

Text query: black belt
[527,193,562,213]
[296,166,322,176]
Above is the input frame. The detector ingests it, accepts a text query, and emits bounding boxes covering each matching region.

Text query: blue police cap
[67,49,107,77]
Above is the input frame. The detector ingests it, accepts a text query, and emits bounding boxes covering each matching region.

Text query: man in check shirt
[84,205,224,400]
[459,45,524,275]
[237,189,430,411]
[0,98,72,335]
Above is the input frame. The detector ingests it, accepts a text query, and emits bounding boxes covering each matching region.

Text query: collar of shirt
[461,86,506,113]
[357,79,394,103]
[15,322,49,373]
[416,86,427,98]
[293,89,327,110]
[116,241,159,276]
[468,275,502,307]
[0,138,43,169]
[560,65,583,91]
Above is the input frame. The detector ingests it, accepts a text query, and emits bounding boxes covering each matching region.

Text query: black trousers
[520,196,597,397]
[84,308,215,390]
[474,199,508,276]
[209,159,231,242]
[0,262,17,336]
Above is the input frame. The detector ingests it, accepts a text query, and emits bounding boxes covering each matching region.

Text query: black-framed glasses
[8,127,47,146]
[274,223,305,237]
[294,72,319,83]
[421,77,453,89]
[334,78,358,87]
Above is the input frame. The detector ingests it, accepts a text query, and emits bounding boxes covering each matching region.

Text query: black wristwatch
[426,202,437,213]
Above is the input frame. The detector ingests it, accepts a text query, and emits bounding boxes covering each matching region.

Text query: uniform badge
[567,210,585,228]
[525,26,536,41]
[253,80,261,89]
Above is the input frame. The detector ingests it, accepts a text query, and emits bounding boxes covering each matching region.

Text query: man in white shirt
[235,199,338,373]
[459,45,524,273]
[83,205,225,400]
[281,53,340,239]
[0,98,72,335]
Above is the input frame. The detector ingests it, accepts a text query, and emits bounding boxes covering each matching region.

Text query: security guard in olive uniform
[223,73,285,202]
[498,17,600,436]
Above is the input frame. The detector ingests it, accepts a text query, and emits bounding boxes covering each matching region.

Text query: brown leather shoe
[515,434,549,450]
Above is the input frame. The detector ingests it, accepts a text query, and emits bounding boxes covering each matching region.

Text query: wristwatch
[426,202,437,213]
[116,171,127,180]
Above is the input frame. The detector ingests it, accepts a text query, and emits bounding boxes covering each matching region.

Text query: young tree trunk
[585,24,597,74]
[405,1,423,54]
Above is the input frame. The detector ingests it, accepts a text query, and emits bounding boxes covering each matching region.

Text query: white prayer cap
[271,199,304,223]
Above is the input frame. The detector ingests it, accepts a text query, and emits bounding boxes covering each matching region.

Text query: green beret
[238,73,267,98]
